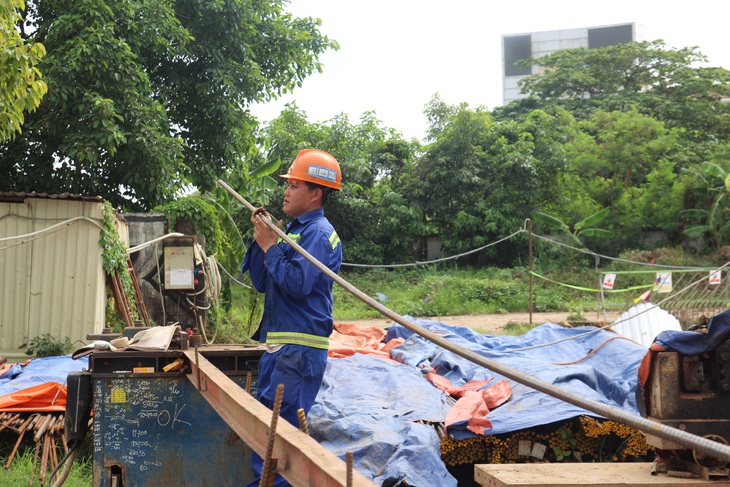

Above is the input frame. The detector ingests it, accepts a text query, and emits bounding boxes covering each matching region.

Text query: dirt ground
[339,310,623,335]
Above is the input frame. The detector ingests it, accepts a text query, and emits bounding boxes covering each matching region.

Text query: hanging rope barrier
[340,229,526,268]
[530,233,716,270]
[505,259,730,353]
[530,271,654,293]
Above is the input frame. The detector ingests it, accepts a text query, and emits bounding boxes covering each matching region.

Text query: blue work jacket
[242,208,342,348]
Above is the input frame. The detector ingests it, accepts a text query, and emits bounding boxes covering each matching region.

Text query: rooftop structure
[501,22,645,105]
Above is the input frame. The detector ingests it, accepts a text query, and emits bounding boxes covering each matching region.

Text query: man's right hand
[251,207,281,252]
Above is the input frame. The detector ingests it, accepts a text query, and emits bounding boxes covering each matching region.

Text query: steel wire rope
[551,336,645,366]
[340,229,526,268]
[218,179,730,464]
[217,260,253,289]
[531,232,718,270]
[0,216,104,250]
[340,219,714,271]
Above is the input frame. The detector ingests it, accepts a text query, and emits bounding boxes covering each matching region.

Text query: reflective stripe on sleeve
[329,231,340,250]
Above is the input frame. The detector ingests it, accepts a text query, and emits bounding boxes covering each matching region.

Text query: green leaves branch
[99,201,139,327]
[533,208,614,248]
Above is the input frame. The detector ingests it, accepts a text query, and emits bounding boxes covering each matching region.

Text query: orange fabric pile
[329,323,404,362]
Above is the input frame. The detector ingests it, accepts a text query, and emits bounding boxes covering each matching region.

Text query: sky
[250,1,730,141]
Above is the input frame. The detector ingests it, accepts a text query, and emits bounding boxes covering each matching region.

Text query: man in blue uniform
[242,149,342,487]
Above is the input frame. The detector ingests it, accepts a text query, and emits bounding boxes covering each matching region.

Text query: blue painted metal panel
[91,348,262,486]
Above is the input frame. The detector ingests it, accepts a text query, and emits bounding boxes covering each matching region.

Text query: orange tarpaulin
[0,355,88,412]
[445,379,512,435]
[0,382,67,412]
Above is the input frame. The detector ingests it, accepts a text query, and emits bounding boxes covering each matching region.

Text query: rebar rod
[261,384,284,487]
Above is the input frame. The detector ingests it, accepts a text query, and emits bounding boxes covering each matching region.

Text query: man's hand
[251,207,282,252]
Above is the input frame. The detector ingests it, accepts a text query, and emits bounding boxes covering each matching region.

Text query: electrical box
[163,236,195,291]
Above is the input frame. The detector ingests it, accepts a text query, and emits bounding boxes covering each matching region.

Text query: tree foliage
[517,41,730,141]
[260,104,423,264]
[681,161,730,250]
[533,208,613,248]
[0,0,336,210]
[405,96,572,264]
[0,0,47,142]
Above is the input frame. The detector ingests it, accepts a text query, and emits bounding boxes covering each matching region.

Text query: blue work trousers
[246,344,328,487]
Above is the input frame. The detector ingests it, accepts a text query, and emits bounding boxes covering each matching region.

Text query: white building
[502,22,646,105]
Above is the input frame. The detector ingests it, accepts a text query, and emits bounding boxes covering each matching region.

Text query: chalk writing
[95,378,191,473]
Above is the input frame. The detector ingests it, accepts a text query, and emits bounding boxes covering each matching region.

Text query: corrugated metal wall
[0,196,112,359]
[0,201,32,352]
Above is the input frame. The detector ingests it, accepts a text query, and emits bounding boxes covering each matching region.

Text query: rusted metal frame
[126,254,150,326]
[4,414,35,469]
[184,350,376,487]
[109,271,133,327]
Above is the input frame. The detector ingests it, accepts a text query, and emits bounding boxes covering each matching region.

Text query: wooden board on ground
[474,463,728,486]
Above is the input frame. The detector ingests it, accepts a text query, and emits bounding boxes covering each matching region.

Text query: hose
[207,255,222,302]
[217,178,730,464]
[48,440,80,487]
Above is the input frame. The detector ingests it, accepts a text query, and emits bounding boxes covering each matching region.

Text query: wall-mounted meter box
[163,236,196,291]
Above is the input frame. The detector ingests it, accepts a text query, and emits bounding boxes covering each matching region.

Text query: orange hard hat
[280,149,341,190]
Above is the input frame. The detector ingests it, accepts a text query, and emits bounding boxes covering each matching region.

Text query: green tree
[533,208,613,248]
[1,0,336,210]
[261,104,422,264]
[515,40,730,141]
[575,109,684,245]
[405,97,572,265]
[0,0,47,141]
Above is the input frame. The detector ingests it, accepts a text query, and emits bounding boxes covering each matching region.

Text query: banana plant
[205,157,283,273]
[681,161,730,249]
[532,208,614,248]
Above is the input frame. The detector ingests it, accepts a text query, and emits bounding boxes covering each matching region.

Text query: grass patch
[331,266,624,321]
[502,322,540,336]
[0,438,92,487]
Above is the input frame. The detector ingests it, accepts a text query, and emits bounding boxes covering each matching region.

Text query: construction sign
[655,272,673,293]
[710,270,723,285]
[602,273,616,290]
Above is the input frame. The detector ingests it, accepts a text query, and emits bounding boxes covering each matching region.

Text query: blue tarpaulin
[309,353,456,486]
[653,307,730,355]
[309,317,648,486]
[0,355,88,393]
[385,319,646,437]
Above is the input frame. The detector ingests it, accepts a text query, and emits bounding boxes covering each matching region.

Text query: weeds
[0,443,92,487]
[25,334,73,357]
[330,266,621,322]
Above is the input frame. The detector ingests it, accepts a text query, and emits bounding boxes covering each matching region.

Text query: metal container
[91,345,264,486]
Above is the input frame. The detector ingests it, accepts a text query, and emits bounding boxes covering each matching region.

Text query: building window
[588,24,633,49]
[504,35,532,77]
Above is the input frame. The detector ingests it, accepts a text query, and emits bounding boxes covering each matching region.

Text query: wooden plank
[184,350,376,487]
[474,463,723,487]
